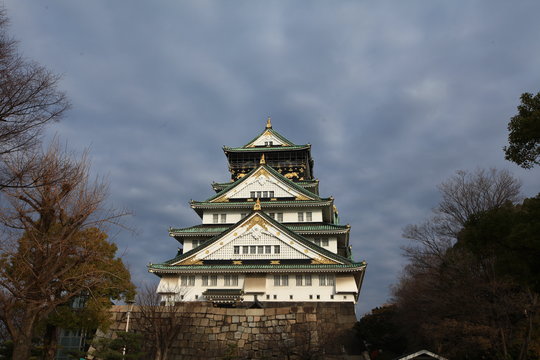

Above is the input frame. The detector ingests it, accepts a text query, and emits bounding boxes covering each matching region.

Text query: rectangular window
[277,213,283,222]
[242,246,249,254]
[269,191,275,198]
[266,294,270,300]
[250,191,255,198]
[274,275,280,286]
[210,275,217,286]
[296,275,303,286]
[224,275,231,286]
[231,275,238,286]
[327,275,335,286]
[282,275,289,286]
[202,275,208,286]
[257,245,264,254]
[269,212,275,219]
[265,245,272,254]
[250,246,256,254]
[305,275,312,286]
[234,246,240,254]
[263,191,268,198]
[188,275,195,286]
[256,191,262,198]
[306,212,312,222]
[220,214,226,223]
[298,212,304,222]
[273,295,277,299]
[330,295,334,299]
[309,295,313,300]
[213,214,219,224]
[314,239,321,246]
[316,295,320,299]
[274,245,280,254]
[322,238,329,246]
[290,295,293,300]
[319,274,326,286]
[180,275,187,286]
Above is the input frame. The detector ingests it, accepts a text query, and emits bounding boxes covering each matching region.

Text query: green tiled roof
[158,210,352,268]
[169,223,349,236]
[242,127,297,148]
[149,262,367,272]
[212,179,319,193]
[223,145,310,152]
[203,164,320,202]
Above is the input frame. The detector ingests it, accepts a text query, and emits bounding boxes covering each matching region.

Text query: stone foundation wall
[106,302,359,360]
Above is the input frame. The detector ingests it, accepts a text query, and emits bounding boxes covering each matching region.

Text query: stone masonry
[105,302,359,359]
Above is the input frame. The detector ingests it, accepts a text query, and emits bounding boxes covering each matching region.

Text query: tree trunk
[42,324,60,360]
[11,314,36,360]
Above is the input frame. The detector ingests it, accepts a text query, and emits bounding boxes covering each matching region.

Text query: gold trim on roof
[253,198,261,211]
[242,214,269,232]
[266,116,272,129]
[260,154,266,164]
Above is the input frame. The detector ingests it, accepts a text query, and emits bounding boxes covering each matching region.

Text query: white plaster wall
[201,209,323,224]
[158,273,357,303]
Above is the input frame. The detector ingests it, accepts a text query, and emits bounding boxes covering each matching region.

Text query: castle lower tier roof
[191,198,332,209]
[148,262,367,274]
[169,223,350,237]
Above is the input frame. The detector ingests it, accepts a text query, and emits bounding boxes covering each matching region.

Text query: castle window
[202,275,208,286]
[242,246,249,254]
[257,246,264,254]
[234,246,240,254]
[269,212,275,219]
[273,295,277,299]
[316,295,320,299]
[322,238,329,246]
[269,191,275,198]
[305,275,312,286]
[224,275,238,286]
[277,213,283,222]
[297,212,304,222]
[319,274,334,286]
[274,245,280,254]
[296,275,303,286]
[313,238,321,246]
[309,295,313,300]
[256,191,262,198]
[290,295,293,300]
[250,191,255,198]
[181,275,195,287]
[330,295,334,299]
[306,212,312,222]
[220,214,227,223]
[250,246,256,254]
[263,191,268,198]
[210,275,217,286]
[274,275,288,286]
[213,214,219,224]
[266,295,270,300]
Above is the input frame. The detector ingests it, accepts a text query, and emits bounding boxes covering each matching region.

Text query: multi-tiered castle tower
[149,119,366,306]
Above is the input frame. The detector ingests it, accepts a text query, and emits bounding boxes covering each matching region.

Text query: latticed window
[257,246,264,254]
[250,191,255,198]
[319,274,334,286]
[242,246,249,254]
[306,212,312,221]
[274,245,280,254]
[220,214,227,223]
[298,212,304,222]
[234,246,240,254]
[296,275,312,286]
[213,214,219,224]
[265,245,272,254]
[269,191,275,198]
[210,275,217,286]
[296,275,303,286]
[224,275,238,286]
[181,275,195,286]
[274,275,289,286]
[277,213,283,222]
[250,246,256,254]
[322,238,329,246]
[202,275,208,286]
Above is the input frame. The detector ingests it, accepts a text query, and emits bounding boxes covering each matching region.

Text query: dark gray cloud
[5,0,539,315]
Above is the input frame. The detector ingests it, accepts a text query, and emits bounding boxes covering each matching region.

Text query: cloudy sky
[4,0,539,316]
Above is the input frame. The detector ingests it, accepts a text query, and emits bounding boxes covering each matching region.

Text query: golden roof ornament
[266,116,272,129]
[253,198,261,210]
[260,154,266,165]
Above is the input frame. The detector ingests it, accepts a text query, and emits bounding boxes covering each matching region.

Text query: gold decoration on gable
[295,195,311,200]
[233,260,243,265]
[270,260,280,265]
[241,215,269,232]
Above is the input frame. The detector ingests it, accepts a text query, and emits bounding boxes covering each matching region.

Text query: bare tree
[0,141,133,360]
[134,284,190,360]
[403,168,521,266]
[0,9,70,189]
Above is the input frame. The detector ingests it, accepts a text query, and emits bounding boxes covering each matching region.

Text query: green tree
[91,332,146,360]
[504,92,540,169]
[0,142,134,360]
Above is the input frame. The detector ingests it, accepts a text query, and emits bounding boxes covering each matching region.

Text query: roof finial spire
[260,154,266,165]
[266,116,272,129]
[254,198,261,211]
